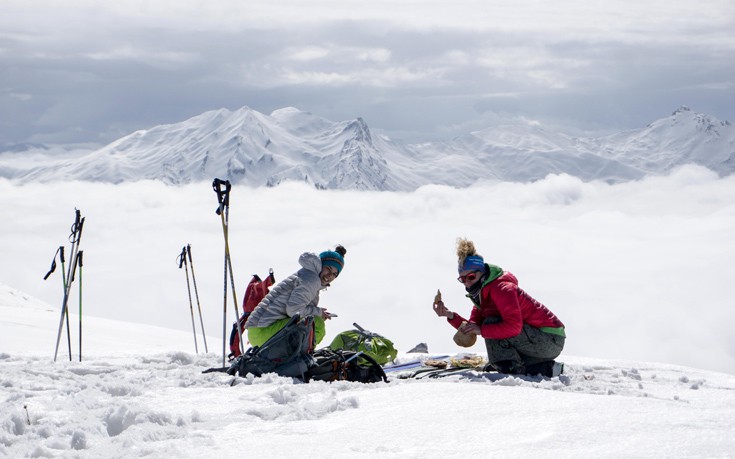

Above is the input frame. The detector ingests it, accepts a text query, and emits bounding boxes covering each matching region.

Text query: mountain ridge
[2,105,733,190]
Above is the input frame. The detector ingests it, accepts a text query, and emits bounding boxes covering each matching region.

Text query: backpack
[227,313,315,379]
[329,323,398,365]
[306,348,388,383]
[229,271,275,359]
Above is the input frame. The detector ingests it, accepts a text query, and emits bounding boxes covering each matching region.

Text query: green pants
[247,316,326,348]
[483,320,564,369]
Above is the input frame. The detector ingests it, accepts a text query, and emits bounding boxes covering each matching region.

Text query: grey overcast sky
[1,0,733,146]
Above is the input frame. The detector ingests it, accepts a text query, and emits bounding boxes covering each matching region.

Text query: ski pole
[43,247,69,314]
[66,212,84,361]
[221,244,228,366]
[59,247,67,292]
[178,246,199,354]
[213,180,229,366]
[212,178,244,362]
[43,246,63,281]
[77,251,83,362]
[221,187,244,359]
[66,233,84,360]
[57,246,71,361]
[54,209,85,362]
[44,246,70,359]
[187,244,208,353]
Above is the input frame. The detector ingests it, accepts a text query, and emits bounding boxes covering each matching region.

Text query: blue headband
[459,255,485,273]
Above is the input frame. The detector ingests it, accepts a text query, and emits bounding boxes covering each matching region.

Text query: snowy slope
[2,106,733,190]
[2,283,735,458]
[420,124,646,184]
[594,106,735,175]
[8,107,406,191]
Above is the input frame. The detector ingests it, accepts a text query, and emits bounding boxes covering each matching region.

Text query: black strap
[186,244,193,263]
[43,246,64,280]
[69,209,85,243]
[354,351,388,382]
[177,246,187,269]
[212,178,231,215]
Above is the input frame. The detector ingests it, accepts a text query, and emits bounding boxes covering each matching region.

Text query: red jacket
[448,270,564,340]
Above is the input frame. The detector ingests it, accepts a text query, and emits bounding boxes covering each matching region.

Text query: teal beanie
[319,245,346,275]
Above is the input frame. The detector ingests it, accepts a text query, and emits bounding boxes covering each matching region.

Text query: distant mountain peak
[2,106,733,189]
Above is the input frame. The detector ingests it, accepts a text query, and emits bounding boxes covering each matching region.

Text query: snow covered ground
[2,284,735,458]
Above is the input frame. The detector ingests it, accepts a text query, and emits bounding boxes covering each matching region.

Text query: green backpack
[329,323,398,365]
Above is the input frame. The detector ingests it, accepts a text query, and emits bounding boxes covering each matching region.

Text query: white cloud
[357,48,391,63]
[10,92,32,101]
[83,47,196,64]
[285,46,330,62]
[1,166,733,374]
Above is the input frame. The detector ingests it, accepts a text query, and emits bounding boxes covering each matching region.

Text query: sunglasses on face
[457,271,481,283]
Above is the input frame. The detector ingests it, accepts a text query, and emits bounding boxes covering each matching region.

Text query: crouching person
[245,245,346,347]
[433,238,565,377]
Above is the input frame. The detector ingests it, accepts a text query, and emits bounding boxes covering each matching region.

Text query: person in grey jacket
[245,245,346,347]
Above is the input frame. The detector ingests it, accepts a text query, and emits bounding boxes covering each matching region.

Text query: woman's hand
[432,301,454,319]
[458,321,481,335]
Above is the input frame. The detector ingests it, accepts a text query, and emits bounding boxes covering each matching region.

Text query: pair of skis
[382,355,493,379]
[178,244,208,354]
[45,209,86,362]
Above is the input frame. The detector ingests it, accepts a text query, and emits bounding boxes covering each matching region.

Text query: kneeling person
[433,238,565,377]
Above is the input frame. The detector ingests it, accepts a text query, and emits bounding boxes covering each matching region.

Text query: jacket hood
[466,263,507,306]
[299,252,322,275]
[482,264,505,286]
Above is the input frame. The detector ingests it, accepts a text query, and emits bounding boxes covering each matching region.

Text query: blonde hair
[455,237,478,266]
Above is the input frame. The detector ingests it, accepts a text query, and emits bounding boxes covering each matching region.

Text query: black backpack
[306,348,388,383]
[227,314,315,379]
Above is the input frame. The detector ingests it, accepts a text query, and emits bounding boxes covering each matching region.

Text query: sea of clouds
[1,164,733,374]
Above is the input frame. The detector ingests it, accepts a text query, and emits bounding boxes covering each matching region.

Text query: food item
[453,321,477,347]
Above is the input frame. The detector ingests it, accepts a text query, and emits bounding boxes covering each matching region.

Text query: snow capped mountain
[2,106,732,190]
[6,107,402,190]
[594,106,735,175]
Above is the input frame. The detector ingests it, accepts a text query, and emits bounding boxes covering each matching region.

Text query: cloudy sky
[2,0,733,147]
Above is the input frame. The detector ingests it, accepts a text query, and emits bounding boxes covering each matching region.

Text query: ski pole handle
[69,209,85,243]
[177,246,187,269]
[43,246,65,280]
[212,178,232,215]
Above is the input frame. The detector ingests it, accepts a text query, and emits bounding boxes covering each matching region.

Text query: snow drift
[1,283,735,458]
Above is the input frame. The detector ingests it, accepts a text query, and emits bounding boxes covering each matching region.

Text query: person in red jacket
[433,238,565,377]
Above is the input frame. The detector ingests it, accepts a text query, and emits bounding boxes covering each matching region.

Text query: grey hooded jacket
[244,252,325,329]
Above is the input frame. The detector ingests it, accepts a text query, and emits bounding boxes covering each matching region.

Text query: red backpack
[229,270,275,359]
